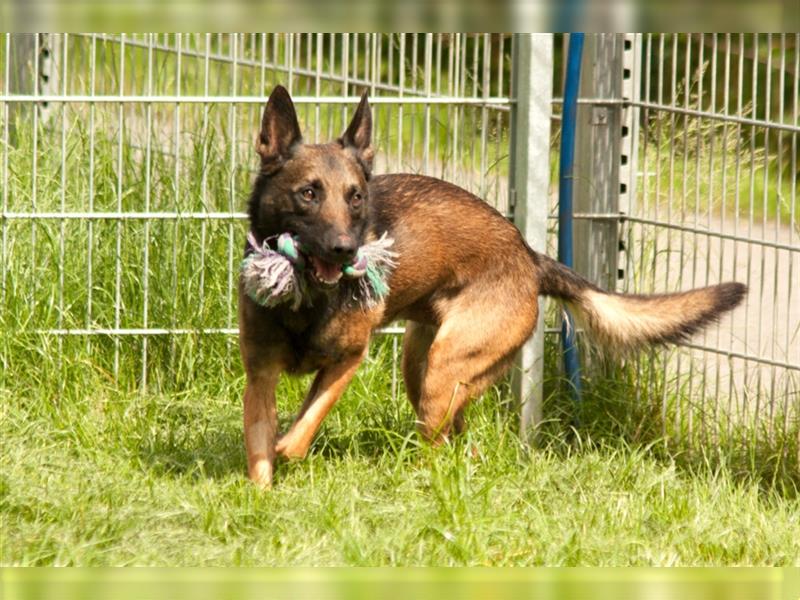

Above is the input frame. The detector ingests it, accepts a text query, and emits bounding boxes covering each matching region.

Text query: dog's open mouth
[308,255,343,287]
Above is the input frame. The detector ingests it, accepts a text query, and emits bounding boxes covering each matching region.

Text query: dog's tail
[535,253,746,353]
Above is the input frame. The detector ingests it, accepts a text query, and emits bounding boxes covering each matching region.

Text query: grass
[2,336,799,566]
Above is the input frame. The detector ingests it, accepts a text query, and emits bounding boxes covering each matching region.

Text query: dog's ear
[339,91,374,178]
[256,85,303,174]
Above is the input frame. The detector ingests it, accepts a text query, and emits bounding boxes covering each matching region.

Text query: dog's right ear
[256,85,302,174]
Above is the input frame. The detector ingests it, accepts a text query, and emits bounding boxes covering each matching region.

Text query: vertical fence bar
[422,33,432,174]
[771,34,784,442]
[479,33,490,200]
[510,34,553,436]
[30,34,40,316]
[717,33,732,443]
[730,34,745,433]
[141,33,154,391]
[2,35,12,310]
[170,33,182,376]
[56,34,67,377]
[1,33,10,380]
[227,34,239,367]
[199,33,210,316]
[704,34,718,444]
[789,35,799,455]
[743,34,758,438]
[86,34,96,342]
[113,34,124,378]
[760,34,773,437]
[397,33,405,171]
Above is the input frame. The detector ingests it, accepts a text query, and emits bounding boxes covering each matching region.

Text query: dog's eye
[351,192,363,209]
[300,187,316,201]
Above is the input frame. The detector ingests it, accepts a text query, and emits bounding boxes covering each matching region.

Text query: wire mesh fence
[625,33,798,451]
[0,33,514,394]
[1,33,797,457]
[555,33,798,456]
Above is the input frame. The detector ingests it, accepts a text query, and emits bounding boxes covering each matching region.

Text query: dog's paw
[275,435,309,460]
[248,459,274,489]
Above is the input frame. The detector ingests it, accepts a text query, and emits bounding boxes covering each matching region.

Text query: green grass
[2,336,799,566]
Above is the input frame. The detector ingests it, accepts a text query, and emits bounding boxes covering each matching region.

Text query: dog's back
[368,173,539,325]
[369,172,745,354]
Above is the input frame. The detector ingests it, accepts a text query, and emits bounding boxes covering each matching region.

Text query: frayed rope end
[241,231,398,310]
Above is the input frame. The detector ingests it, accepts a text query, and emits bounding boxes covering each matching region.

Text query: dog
[238,85,746,487]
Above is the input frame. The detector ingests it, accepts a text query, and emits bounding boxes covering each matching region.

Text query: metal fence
[1,33,797,452]
[568,33,798,450]
[0,33,514,392]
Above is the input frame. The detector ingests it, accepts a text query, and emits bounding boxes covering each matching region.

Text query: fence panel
[0,33,515,394]
[566,33,798,451]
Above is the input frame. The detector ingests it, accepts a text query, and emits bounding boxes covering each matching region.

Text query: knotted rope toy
[241,231,397,310]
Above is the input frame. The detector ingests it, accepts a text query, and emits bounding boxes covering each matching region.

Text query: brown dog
[238,86,746,487]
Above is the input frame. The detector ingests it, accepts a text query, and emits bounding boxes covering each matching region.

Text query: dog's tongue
[310,256,343,284]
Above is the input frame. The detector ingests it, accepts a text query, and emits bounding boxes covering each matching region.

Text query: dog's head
[248,85,374,288]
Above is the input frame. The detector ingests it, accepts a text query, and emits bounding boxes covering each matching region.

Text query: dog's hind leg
[276,348,367,459]
[243,365,282,488]
[401,321,437,414]
[415,296,538,443]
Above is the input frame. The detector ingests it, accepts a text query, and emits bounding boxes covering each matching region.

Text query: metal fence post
[6,33,60,131]
[573,33,640,291]
[510,34,553,437]
[7,34,36,136]
[38,33,61,126]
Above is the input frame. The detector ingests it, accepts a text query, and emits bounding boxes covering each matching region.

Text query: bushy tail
[535,253,746,353]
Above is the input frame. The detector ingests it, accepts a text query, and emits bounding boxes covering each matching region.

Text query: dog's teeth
[310,257,343,286]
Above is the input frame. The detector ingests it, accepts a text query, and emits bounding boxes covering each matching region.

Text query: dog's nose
[330,234,357,262]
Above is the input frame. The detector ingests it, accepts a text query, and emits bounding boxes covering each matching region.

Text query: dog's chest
[277,298,363,373]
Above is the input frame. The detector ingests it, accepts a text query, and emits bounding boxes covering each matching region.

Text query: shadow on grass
[136,424,246,480]
[133,396,421,482]
[131,346,798,499]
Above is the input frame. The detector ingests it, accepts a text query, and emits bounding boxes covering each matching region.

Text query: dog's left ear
[339,91,374,178]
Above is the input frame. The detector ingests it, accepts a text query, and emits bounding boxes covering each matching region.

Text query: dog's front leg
[276,349,367,460]
[243,367,281,488]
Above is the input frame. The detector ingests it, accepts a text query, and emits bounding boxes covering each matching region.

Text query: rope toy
[241,231,397,310]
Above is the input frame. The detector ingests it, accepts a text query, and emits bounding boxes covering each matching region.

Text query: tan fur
[242,367,281,488]
[569,287,724,352]
[578,290,707,348]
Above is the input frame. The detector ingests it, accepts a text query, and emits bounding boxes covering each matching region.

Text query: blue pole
[558,33,584,409]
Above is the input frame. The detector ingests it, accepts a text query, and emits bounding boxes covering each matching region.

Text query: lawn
[1,335,799,566]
